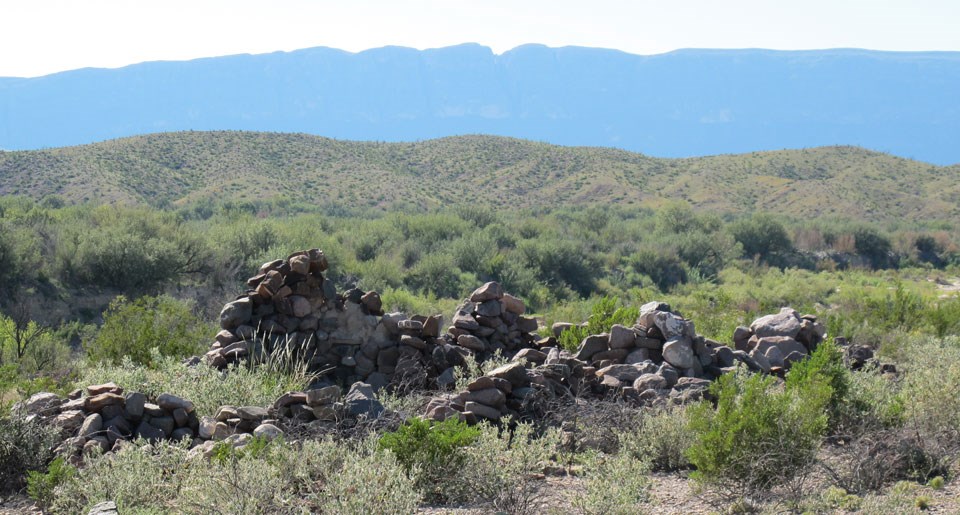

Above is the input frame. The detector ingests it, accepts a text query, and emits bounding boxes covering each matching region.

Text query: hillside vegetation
[1,132,958,223]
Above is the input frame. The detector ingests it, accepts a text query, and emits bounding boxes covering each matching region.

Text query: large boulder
[662,337,695,369]
[219,298,253,330]
[750,308,802,339]
[12,392,63,416]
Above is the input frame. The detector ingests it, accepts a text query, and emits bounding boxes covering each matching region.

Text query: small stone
[87,382,123,396]
[85,392,124,412]
[253,423,284,441]
[551,322,574,338]
[513,348,547,363]
[624,348,650,364]
[149,416,175,436]
[469,282,504,302]
[79,413,103,438]
[464,401,501,420]
[465,388,506,407]
[289,296,312,318]
[306,385,341,406]
[476,299,502,317]
[750,308,802,339]
[289,254,311,275]
[574,334,609,361]
[157,393,194,413]
[216,406,240,422]
[457,334,486,352]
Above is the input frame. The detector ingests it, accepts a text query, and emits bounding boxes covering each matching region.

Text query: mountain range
[1,44,959,164]
[1,132,957,224]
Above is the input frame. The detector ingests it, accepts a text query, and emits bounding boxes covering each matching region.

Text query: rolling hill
[0,131,957,224]
[1,45,959,165]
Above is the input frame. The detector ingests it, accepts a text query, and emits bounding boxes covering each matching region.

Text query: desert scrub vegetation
[44,436,420,514]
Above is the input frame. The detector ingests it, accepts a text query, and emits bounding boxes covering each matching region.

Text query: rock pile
[424,302,828,423]
[448,282,539,357]
[13,379,389,463]
[733,307,826,373]
[13,383,213,464]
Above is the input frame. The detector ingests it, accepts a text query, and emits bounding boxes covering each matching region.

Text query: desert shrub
[517,237,597,297]
[459,421,562,513]
[854,226,893,269]
[620,405,694,472]
[728,213,794,264]
[80,352,309,416]
[378,417,480,502]
[686,367,830,499]
[558,296,638,352]
[628,248,687,291]
[897,336,960,461]
[320,446,422,514]
[786,340,851,430]
[0,415,60,494]
[27,457,76,510]
[85,295,211,367]
[403,252,473,298]
[926,296,960,338]
[50,436,420,513]
[572,452,651,515]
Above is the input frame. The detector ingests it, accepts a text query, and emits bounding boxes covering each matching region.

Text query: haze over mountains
[1,44,959,164]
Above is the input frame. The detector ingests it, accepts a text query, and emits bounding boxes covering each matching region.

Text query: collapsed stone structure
[13,248,833,464]
[422,301,826,423]
[205,250,540,391]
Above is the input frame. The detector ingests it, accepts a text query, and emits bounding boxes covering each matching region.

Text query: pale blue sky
[3,0,959,77]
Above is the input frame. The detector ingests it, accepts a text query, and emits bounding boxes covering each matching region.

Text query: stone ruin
[12,248,833,463]
[204,249,541,391]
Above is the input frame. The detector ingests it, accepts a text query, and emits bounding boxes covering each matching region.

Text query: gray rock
[608,324,637,349]
[513,348,547,363]
[88,501,118,515]
[12,392,62,416]
[469,282,504,302]
[150,416,175,436]
[662,337,695,369]
[453,311,480,331]
[574,334,609,361]
[733,326,754,351]
[220,297,253,330]
[455,334,485,352]
[595,364,647,383]
[53,410,86,432]
[658,363,680,387]
[501,293,526,315]
[79,413,103,438]
[748,349,772,373]
[551,322,574,338]
[464,401,501,420]
[135,420,165,441]
[306,385,341,406]
[634,373,669,391]
[754,336,808,360]
[476,299,502,317]
[465,388,506,407]
[714,346,736,367]
[253,423,284,441]
[157,393,194,413]
[486,362,530,388]
[750,308,802,339]
[344,382,385,419]
[237,406,268,421]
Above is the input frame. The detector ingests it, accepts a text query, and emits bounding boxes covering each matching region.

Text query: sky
[3,0,959,78]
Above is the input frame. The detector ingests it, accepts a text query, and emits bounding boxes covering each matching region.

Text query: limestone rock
[750,308,802,339]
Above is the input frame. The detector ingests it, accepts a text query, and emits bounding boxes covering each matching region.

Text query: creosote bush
[378,417,480,502]
[85,295,212,367]
[0,415,60,494]
[686,365,830,499]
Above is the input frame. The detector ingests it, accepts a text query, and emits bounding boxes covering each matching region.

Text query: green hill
[1,131,957,223]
